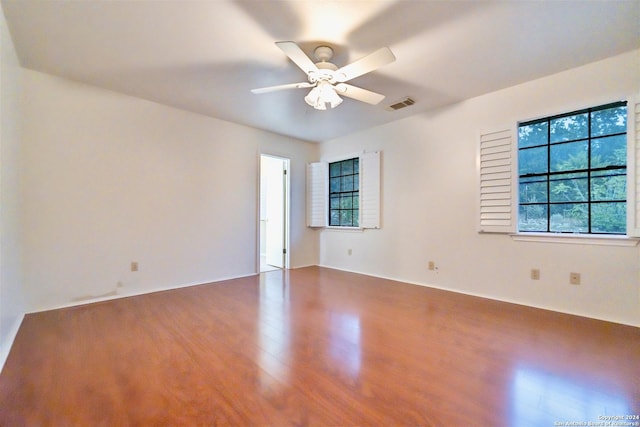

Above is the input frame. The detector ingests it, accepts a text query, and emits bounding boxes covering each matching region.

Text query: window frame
[307,151,381,230]
[328,157,360,228]
[517,101,628,235]
[477,93,640,245]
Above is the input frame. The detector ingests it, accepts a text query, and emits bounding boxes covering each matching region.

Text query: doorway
[259,155,290,272]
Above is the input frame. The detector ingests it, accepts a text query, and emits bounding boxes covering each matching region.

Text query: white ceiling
[3,0,639,143]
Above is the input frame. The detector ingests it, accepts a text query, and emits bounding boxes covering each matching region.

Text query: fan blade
[251,82,315,94]
[335,83,386,105]
[334,47,395,83]
[275,41,319,76]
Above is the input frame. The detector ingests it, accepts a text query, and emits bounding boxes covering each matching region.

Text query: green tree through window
[518,101,627,234]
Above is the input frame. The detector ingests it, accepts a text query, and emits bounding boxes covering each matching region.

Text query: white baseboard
[317,264,639,328]
[23,264,640,327]
[27,272,259,314]
[290,263,320,269]
[0,312,25,374]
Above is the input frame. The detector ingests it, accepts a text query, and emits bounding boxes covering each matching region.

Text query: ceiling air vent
[386,97,415,111]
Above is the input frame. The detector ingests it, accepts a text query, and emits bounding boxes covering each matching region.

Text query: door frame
[258,153,290,272]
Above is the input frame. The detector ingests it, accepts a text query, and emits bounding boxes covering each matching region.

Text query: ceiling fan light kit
[304,81,343,110]
[252,41,396,111]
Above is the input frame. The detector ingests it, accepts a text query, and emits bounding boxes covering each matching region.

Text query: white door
[261,155,287,269]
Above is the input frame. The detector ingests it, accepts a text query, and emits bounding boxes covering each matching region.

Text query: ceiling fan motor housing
[308,46,338,83]
[313,46,333,62]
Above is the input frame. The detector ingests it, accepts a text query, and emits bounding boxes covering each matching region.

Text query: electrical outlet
[570,272,580,285]
[428,261,435,271]
[531,269,540,280]
[131,262,138,272]
[348,249,352,256]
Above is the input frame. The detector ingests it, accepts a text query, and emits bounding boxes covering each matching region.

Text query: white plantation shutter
[360,151,381,229]
[307,162,327,227]
[478,129,516,233]
[627,93,640,237]
[307,152,381,229]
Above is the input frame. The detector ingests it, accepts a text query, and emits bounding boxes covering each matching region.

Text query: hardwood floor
[1,266,638,426]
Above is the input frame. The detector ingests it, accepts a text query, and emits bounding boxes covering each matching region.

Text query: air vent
[386,97,415,111]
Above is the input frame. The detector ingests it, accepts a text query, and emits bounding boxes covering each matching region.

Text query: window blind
[478,129,516,233]
[306,162,327,227]
[360,151,381,229]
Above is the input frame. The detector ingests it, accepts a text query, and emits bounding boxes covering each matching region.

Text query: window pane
[330,177,341,193]
[550,203,588,233]
[591,202,626,234]
[591,172,626,201]
[330,209,340,226]
[591,106,627,137]
[550,113,588,143]
[519,204,547,231]
[340,195,353,209]
[550,141,588,172]
[591,135,626,168]
[341,175,354,192]
[328,157,360,228]
[342,160,354,175]
[549,172,588,202]
[519,177,547,203]
[518,146,547,175]
[340,210,352,226]
[353,210,359,227]
[518,122,548,148]
[329,162,341,178]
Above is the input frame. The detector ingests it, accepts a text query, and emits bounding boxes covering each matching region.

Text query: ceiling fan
[251,41,396,110]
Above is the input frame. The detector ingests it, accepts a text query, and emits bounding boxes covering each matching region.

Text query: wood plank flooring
[1,266,638,426]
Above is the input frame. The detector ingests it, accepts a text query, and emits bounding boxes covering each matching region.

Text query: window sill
[324,226,364,233]
[510,232,640,247]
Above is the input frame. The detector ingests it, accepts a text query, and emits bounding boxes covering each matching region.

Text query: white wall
[0,4,26,370]
[320,50,640,327]
[21,69,319,312]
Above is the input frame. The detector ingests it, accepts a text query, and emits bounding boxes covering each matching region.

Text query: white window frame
[307,151,381,229]
[477,94,640,246]
[627,92,640,236]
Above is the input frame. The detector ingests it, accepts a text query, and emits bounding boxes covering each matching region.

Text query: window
[329,158,359,227]
[307,151,380,229]
[518,101,627,234]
